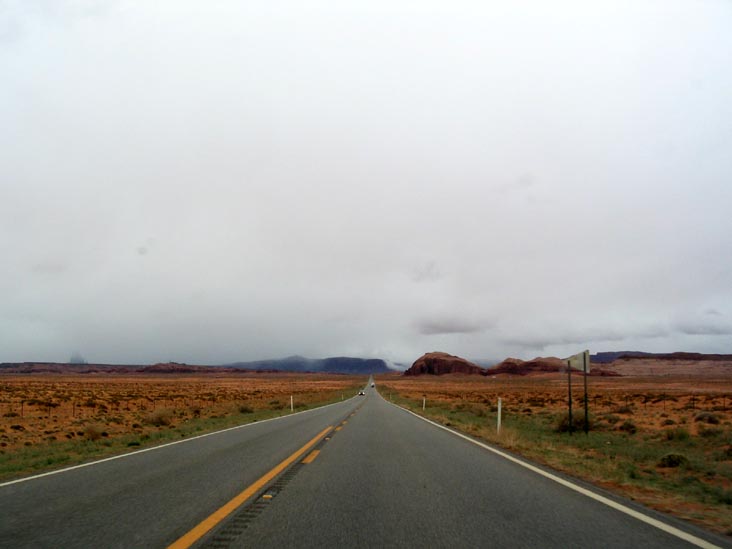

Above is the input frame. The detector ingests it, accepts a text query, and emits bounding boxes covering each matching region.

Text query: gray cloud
[500,332,626,352]
[411,261,442,283]
[495,173,536,195]
[674,323,732,336]
[31,262,67,275]
[1,1,731,364]
[417,318,487,336]
[499,323,671,353]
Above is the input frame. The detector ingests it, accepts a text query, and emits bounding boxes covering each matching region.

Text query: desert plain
[1,366,731,536]
[0,373,362,481]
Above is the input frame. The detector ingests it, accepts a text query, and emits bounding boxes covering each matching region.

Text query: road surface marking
[167,426,332,549]
[302,450,321,464]
[0,398,353,488]
[392,400,721,549]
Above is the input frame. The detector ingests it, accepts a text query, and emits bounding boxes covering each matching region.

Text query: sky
[2,0,731,367]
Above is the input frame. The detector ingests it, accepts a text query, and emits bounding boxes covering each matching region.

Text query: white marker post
[290,395,294,412]
[497,397,502,434]
[422,397,426,411]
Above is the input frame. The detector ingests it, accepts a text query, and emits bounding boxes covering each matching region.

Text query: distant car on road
[371,383,375,387]
[358,390,365,395]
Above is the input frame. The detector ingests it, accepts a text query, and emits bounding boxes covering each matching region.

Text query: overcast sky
[2,1,731,366]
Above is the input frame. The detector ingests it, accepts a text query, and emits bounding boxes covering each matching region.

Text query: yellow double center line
[168,425,333,549]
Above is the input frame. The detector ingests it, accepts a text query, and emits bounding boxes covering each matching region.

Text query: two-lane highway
[1,381,728,548]
[208,388,726,548]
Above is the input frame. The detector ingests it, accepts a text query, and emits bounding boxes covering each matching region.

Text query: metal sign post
[567,360,573,435]
[583,352,589,435]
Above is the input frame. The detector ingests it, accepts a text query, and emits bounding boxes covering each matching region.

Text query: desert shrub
[3,412,19,418]
[665,427,690,441]
[694,412,720,425]
[467,404,486,417]
[127,441,140,447]
[238,404,254,414]
[697,425,722,438]
[618,420,637,434]
[268,400,285,410]
[658,453,689,468]
[662,418,676,426]
[83,424,105,441]
[714,489,732,505]
[144,409,172,427]
[613,405,634,415]
[555,413,592,433]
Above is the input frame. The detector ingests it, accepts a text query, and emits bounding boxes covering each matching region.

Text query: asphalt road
[1,381,728,549]
[207,388,727,549]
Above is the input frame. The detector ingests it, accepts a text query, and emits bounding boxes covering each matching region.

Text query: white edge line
[386,396,721,549]
[0,396,356,489]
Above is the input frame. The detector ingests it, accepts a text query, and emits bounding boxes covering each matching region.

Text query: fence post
[497,397,502,434]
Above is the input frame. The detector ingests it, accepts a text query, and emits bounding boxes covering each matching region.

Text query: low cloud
[495,173,536,195]
[501,333,624,352]
[31,262,67,275]
[417,318,486,336]
[499,324,669,352]
[411,261,442,283]
[674,322,732,336]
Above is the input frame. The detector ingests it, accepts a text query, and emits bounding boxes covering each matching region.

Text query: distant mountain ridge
[591,351,732,364]
[402,351,732,377]
[225,356,392,374]
[0,356,393,375]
